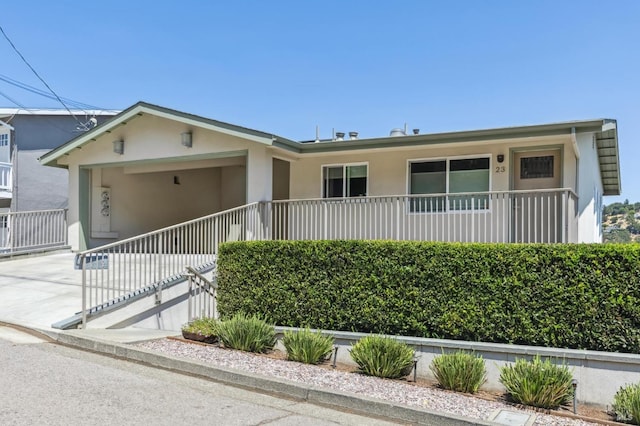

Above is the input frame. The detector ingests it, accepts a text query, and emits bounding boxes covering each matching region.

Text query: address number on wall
[495,166,506,173]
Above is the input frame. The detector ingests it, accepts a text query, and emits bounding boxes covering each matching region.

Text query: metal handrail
[78,202,261,255]
[77,188,579,327]
[79,202,266,326]
[185,265,218,321]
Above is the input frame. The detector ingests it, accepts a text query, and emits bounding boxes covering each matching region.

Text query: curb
[53,331,492,426]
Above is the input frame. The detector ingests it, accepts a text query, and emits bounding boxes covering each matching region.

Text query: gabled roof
[39,101,297,166]
[39,101,621,196]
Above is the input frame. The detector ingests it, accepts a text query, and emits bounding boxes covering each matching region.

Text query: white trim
[0,121,14,131]
[320,162,369,198]
[0,108,119,116]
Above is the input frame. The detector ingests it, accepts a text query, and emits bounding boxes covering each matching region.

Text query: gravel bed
[137,339,598,426]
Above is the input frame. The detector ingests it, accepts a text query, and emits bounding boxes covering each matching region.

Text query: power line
[0,24,84,127]
[0,88,86,135]
[0,73,105,111]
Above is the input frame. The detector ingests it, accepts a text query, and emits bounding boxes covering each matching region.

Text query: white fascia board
[0,121,14,131]
[39,106,146,165]
[0,108,119,116]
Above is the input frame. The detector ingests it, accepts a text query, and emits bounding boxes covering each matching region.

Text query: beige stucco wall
[63,114,274,250]
[290,135,575,199]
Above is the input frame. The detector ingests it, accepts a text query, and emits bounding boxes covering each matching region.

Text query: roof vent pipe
[389,128,406,137]
[335,132,345,141]
[349,131,358,140]
[413,129,420,135]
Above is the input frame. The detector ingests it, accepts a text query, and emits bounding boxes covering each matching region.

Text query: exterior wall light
[181,132,192,148]
[497,154,505,163]
[113,140,124,155]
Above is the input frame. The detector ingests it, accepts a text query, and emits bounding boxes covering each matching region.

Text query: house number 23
[495,166,506,173]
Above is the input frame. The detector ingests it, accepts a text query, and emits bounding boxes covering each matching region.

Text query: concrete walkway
[0,252,82,331]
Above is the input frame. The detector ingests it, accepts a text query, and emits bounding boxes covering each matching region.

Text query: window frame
[406,154,492,213]
[320,162,369,199]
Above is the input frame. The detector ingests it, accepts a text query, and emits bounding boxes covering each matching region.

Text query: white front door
[512,149,562,242]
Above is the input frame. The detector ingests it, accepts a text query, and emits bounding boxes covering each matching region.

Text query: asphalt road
[0,327,399,426]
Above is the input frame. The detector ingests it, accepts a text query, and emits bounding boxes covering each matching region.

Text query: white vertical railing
[185,266,218,321]
[269,189,577,245]
[78,203,266,326]
[77,189,579,326]
[0,209,68,254]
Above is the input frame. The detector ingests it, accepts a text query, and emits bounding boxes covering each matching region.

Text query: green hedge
[217,240,640,353]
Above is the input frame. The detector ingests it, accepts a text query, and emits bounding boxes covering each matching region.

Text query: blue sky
[1,1,638,203]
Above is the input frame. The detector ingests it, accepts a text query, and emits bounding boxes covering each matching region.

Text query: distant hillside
[602,201,640,243]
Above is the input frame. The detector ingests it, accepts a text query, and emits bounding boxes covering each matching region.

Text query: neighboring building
[0,120,13,208]
[40,102,621,251]
[0,108,119,212]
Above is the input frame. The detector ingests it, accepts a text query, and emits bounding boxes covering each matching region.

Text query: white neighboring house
[39,102,621,251]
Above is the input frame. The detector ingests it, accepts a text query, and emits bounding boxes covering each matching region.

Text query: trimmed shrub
[217,240,640,353]
[612,383,640,424]
[349,335,414,379]
[499,356,574,409]
[283,329,334,365]
[430,351,486,393]
[218,312,276,353]
[181,317,219,343]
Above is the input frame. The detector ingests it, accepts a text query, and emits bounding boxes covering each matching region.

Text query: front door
[512,149,562,243]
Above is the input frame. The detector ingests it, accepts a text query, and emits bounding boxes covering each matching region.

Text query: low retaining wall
[275,326,640,407]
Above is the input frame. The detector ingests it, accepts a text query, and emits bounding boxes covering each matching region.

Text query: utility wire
[0,88,85,135]
[0,24,84,127]
[0,73,106,111]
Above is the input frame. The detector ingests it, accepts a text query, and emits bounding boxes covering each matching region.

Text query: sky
[0,1,638,204]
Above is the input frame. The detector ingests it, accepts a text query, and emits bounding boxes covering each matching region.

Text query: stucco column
[246,146,273,203]
[245,146,273,240]
[67,164,81,251]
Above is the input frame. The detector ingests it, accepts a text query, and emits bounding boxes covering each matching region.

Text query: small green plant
[217,312,276,353]
[349,335,414,379]
[499,356,574,409]
[283,329,334,365]
[430,351,486,394]
[612,383,640,424]
[181,317,219,343]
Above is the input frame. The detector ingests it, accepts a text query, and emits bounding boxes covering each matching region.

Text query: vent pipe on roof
[349,131,358,140]
[335,132,345,141]
[389,128,406,137]
[413,129,420,135]
[315,125,320,143]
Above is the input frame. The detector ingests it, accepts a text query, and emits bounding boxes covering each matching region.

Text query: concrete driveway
[0,252,82,331]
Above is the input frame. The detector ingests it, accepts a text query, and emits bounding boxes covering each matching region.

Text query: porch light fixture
[181,131,192,148]
[113,139,124,155]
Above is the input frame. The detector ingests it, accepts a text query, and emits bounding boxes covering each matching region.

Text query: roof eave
[39,102,289,166]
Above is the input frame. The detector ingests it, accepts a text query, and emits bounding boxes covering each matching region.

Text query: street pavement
[0,326,400,426]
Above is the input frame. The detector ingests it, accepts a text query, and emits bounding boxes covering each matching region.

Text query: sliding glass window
[409,157,490,212]
[323,164,368,198]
